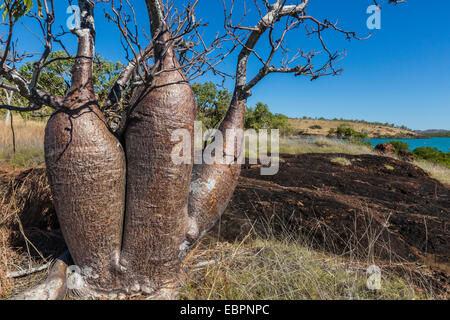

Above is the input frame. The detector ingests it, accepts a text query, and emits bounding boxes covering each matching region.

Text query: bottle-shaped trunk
[44,14,126,292]
[120,39,196,293]
[45,91,126,292]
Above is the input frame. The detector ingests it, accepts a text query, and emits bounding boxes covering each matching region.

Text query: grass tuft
[331,157,352,166]
[278,137,374,155]
[415,160,450,185]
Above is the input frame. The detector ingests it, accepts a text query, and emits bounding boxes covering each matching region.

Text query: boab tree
[0,0,402,299]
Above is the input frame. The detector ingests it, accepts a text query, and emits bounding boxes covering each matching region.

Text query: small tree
[388,140,410,153]
[192,81,231,130]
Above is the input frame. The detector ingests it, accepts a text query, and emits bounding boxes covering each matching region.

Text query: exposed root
[145,284,180,300]
[64,276,182,300]
[10,251,70,300]
[7,261,52,278]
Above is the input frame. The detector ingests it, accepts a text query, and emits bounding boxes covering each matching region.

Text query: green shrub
[412,147,450,168]
[192,82,231,129]
[334,125,368,140]
[351,140,373,148]
[387,141,410,153]
[309,125,322,130]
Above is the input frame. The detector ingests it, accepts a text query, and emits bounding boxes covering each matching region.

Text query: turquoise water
[366,137,450,152]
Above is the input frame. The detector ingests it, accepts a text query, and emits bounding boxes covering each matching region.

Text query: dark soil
[223,154,449,265]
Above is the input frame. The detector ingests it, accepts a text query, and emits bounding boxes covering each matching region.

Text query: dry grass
[0,116,46,167]
[331,157,353,166]
[182,240,423,300]
[181,205,441,300]
[245,136,374,160]
[289,118,417,138]
[415,160,450,186]
[0,168,61,299]
[279,137,375,155]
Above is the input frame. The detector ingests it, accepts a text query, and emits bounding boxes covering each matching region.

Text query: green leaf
[2,8,7,22]
[24,0,33,15]
[37,0,43,18]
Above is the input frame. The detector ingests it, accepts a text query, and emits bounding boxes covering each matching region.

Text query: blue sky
[5,0,450,130]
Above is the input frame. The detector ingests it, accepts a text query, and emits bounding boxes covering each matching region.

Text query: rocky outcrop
[375,143,396,155]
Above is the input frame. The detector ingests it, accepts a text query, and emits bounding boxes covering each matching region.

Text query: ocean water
[366,137,450,152]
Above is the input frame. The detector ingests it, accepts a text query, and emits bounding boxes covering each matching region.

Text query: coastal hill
[416,129,450,137]
[289,118,419,138]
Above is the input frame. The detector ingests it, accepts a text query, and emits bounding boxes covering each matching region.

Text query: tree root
[7,262,52,278]
[10,251,70,300]
[9,251,184,300]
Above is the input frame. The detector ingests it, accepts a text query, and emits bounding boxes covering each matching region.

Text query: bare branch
[0,0,64,110]
[0,64,64,108]
[69,0,96,90]
[222,0,372,96]
[145,0,166,35]
[30,0,55,88]
[232,0,310,96]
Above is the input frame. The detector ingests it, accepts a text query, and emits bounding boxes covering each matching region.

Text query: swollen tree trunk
[186,95,246,251]
[120,0,196,294]
[44,2,126,293]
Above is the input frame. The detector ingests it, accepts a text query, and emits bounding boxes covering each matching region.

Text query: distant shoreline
[289,118,419,139]
[289,118,450,139]
[294,133,427,140]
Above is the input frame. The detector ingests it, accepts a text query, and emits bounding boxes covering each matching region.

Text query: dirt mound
[222,154,449,272]
[375,143,396,155]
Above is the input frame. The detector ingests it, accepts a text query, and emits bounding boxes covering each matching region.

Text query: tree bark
[119,0,196,294]
[185,94,245,252]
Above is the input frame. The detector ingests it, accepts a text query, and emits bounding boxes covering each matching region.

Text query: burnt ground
[0,153,449,297]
